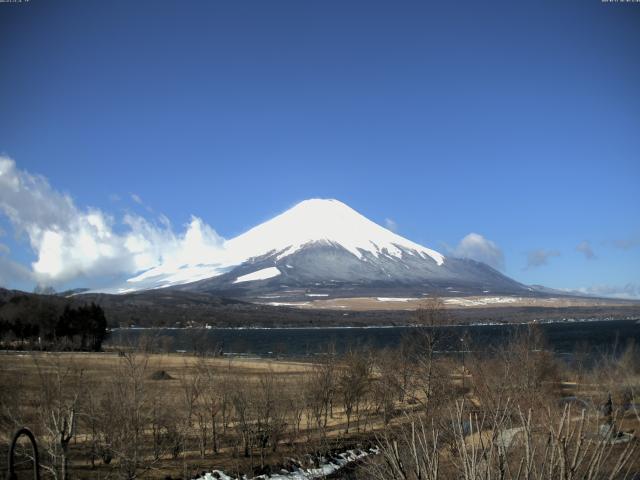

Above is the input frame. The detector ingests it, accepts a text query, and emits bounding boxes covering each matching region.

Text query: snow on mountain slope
[122,199,446,292]
[225,199,444,266]
[233,267,281,284]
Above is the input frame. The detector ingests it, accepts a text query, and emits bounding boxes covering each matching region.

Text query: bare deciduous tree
[370,402,637,480]
[99,352,156,479]
[33,356,82,480]
[338,350,371,433]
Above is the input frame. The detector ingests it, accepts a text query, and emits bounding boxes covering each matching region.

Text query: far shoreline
[110,315,640,331]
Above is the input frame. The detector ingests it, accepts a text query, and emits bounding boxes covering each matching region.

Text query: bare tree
[253,370,288,467]
[370,402,637,480]
[469,323,560,416]
[307,348,337,434]
[373,349,402,426]
[33,356,82,480]
[413,297,450,412]
[195,359,225,456]
[338,350,371,433]
[230,377,253,458]
[395,337,418,403]
[99,351,157,479]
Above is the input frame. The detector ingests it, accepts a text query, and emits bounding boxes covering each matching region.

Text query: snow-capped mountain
[225,198,445,267]
[122,198,530,299]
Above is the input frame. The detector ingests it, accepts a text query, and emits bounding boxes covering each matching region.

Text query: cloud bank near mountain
[0,156,224,287]
[450,233,505,271]
[577,283,640,300]
[1,156,637,301]
[525,249,560,269]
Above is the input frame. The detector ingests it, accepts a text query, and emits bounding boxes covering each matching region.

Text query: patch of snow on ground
[444,296,520,306]
[266,302,311,307]
[376,297,419,302]
[194,447,378,480]
[233,267,281,284]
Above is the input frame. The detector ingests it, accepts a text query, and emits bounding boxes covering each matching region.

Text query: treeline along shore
[2,287,639,332]
[0,290,108,351]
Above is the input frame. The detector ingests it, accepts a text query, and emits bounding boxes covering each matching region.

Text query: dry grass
[257,295,637,311]
[2,340,639,479]
[0,352,381,479]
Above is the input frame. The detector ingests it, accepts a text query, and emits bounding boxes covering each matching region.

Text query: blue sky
[0,0,639,296]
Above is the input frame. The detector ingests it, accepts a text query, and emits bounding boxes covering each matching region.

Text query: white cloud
[0,156,224,288]
[576,283,640,300]
[525,249,560,269]
[130,193,143,205]
[384,218,398,232]
[576,240,595,259]
[611,236,640,251]
[451,233,505,270]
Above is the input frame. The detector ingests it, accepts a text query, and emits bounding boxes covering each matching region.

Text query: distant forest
[0,293,108,351]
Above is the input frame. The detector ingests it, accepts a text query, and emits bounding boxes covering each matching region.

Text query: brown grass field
[259,295,639,311]
[1,339,639,479]
[0,352,390,479]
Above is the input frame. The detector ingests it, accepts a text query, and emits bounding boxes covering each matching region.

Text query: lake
[106,319,640,359]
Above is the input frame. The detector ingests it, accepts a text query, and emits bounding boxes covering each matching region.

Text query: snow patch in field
[266,301,311,307]
[444,296,520,306]
[233,267,281,284]
[376,297,419,302]
[194,447,378,480]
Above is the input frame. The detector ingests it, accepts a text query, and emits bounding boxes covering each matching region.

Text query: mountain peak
[279,198,366,223]
[288,198,352,212]
[124,198,446,291]
[292,197,345,206]
[226,198,446,265]
[270,198,375,231]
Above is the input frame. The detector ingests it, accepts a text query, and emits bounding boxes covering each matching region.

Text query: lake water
[106,319,640,358]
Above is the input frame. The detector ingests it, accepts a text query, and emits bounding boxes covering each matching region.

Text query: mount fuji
[121,199,531,300]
